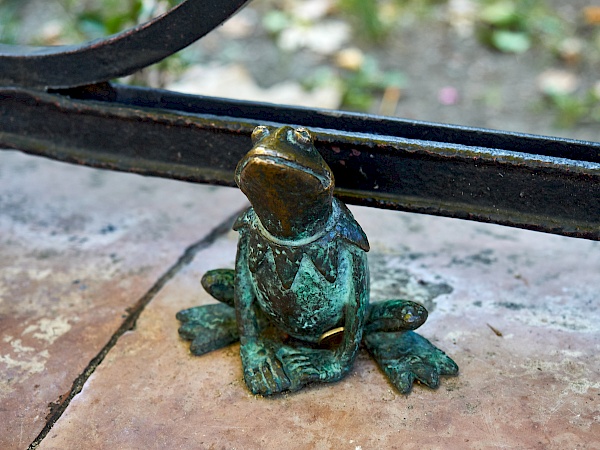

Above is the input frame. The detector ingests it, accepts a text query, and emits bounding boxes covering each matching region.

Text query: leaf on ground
[584,6,600,25]
[537,69,580,96]
[491,30,531,54]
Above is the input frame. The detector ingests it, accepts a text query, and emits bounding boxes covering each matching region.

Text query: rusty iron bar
[1,84,599,241]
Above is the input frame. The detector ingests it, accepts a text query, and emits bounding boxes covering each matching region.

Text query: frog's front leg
[236,232,292,396]
[276,246,368,390]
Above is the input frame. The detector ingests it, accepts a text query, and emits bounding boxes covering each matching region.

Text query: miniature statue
[177,125,458,395]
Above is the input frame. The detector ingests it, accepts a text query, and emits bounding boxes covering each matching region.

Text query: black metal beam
[1,85,599,240]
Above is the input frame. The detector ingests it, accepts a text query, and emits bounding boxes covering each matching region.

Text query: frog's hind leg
[201,268,236,307]
[176,269,239,356]
[365,299,428,334]
[363,299,458,394]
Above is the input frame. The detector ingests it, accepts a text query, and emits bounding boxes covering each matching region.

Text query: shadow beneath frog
[177,269,458,395]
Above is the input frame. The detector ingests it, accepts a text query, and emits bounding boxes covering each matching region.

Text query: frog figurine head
[235,125,334,241]
[176,125,458,395]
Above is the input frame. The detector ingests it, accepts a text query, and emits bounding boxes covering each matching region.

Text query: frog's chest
[248,237,346,341]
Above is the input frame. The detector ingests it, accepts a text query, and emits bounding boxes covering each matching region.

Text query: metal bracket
[0,0,251,89]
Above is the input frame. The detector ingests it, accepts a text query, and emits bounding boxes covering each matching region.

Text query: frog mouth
[237,151,333,189]
[236,148,335,240]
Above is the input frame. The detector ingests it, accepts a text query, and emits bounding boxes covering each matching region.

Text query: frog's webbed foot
[176,303,239,355]
[176,268,240,355]
[241,338,293,396]
[275,346,342,391]
[364,330,458,394]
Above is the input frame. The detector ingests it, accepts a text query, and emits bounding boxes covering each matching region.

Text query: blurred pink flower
[438,86,459,105]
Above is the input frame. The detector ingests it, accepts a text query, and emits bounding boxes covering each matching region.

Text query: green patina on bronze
[176,125,458,395]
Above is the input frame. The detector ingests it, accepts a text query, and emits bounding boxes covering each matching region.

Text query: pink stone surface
[0,151,247,449]
[38,204,600,449]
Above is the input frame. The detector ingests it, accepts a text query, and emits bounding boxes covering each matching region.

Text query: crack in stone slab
[27,208,242,450]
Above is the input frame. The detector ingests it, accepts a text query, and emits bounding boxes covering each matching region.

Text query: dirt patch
[368,252,453,312]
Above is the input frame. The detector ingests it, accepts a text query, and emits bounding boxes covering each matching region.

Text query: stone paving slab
[0,151,248,449]
[38,203,600,449]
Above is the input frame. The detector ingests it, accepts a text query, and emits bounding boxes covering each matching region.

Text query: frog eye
[293,128,313,145]
[251,126,271,143]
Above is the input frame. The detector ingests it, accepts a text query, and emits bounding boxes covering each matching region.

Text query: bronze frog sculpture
[177,125,458,395]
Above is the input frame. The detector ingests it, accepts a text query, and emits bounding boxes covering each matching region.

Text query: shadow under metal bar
[1,84,599,241]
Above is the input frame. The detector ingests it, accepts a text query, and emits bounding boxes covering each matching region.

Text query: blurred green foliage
[339,58,406,111]
[0,0,598,127]
[476,0,570,54]
[335,0,599,126]
[337,0,445,42]
[304,57,406,111]
[0,0,21,44]
[338,0,386,42]
[543,89,600,128]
